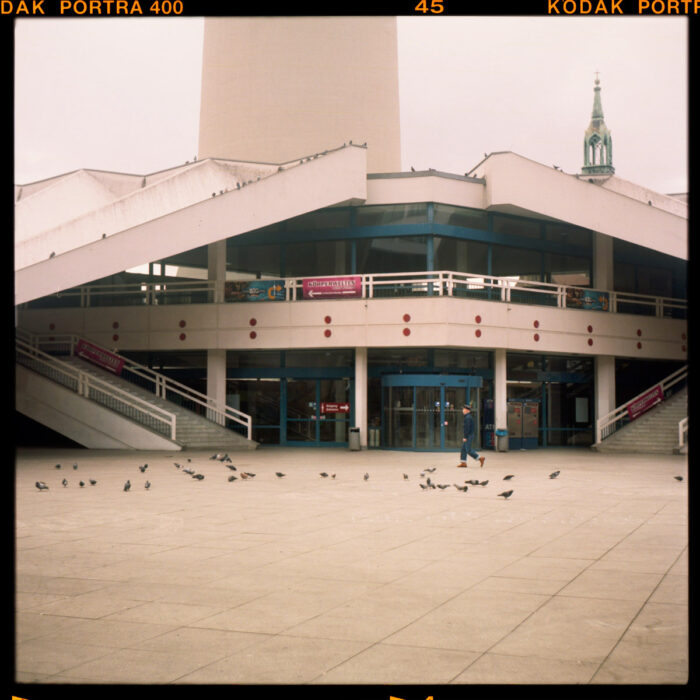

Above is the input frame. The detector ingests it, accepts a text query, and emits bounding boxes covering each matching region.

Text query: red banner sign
[627,385,663,420]
[302,276,362,299]
[321,402,350,413]
[75,339,125,375]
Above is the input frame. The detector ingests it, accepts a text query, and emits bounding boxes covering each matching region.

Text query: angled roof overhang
[15,146,368,305]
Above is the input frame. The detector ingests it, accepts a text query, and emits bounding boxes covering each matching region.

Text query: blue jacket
[463,412,475,439]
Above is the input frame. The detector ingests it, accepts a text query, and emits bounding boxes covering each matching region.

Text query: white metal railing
[16,336,178,440]
[679,417,688,450]
[18,331,253,441]
[596,364,688,444]
[21,270,686,319]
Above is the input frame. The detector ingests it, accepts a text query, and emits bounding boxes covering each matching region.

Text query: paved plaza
[14,445,688,687]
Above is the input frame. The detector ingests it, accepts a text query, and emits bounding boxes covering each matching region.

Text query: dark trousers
[461,437,480,461]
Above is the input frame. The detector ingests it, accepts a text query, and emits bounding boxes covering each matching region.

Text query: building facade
[14,20,687,452]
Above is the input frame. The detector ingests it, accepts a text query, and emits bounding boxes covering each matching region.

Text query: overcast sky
[14,15,688,195]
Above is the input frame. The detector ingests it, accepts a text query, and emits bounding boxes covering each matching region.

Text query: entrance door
[381,374,483,450]
[285,378,350,445]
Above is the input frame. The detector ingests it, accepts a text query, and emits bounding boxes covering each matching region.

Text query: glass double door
[286,378,350,445]
[382,376,482,450]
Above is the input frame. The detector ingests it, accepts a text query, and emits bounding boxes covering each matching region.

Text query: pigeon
[55,464,62,469]
[226,465,237,471]
[228,475,237,482]
[89,479,97,486]
[320,472,329,478]
[244,472,256,478]
[73,463,78,470]
[674,476,684,481]
[436,484,450,489]
[498,490,514,499]
[425,467,436,473]
[503,475,514,481]
[139,464,148,473]
[454,484,469,492]
[192,474,205,480]
[467,479,480,486]
[79,481,85,488]
[276,472,286,478]
[479,480,489,487]
[174,462,181,469]
[363,473,369,481]
[403,474,409,480]
[331,474,336,479]
[549,471,560,479]
[183,468,195,475]
[419,483,429,490]
[426,477,433,487]
[35,481,49,491]
[240,473,249,480]
[145,481,151,489]
[123,480,131,492]
[62,478,68,487]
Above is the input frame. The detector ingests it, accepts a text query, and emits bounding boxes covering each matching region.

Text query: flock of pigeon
[33,455,686,495]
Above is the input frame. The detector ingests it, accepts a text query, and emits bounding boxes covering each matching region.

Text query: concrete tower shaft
[198,17,402,173]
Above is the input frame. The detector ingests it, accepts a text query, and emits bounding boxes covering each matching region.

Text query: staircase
[59,356,257,450]
[593,386,687,454]
[16,332,258,451]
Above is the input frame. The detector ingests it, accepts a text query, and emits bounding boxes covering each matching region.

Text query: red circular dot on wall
[179,333,186,341]
[534,333,540,342]
[324,316,332,324]
[475,329,482,338]
[637,329,642,336]
[249,331,257,339]
[475,315,482,324]
[682,333,686,340]
[112,334,119,342]
[533,320,540,329]
[49,323,55,331]
[587,325,593,333]
[324,329,332,338]
[682,345,686,352]
[179,320,186,328]
[112,321,119,329]
[637,342,642,349]
[403,328,411,336]
[249,318,257,326]
[587,338,593,346]
[403,314,411,322]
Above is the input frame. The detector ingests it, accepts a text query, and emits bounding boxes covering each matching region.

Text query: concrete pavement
[14,445,688,687]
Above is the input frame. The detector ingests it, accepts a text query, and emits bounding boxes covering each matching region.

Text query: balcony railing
[20,270,686,319]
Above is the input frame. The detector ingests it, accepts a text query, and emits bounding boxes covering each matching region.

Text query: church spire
[582,73,614,176]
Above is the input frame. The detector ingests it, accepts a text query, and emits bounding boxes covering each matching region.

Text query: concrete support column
[594,355,616,442]
[593,232,614,291]
[493,348,508,432]
[208,240,227,303]
[207,349,227,425]
[354,347,368,448]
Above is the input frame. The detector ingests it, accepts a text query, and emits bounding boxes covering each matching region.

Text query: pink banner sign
[627,385,663,420]
[302,276,362,299]
[75,339,125,375]
[321,402,350,413]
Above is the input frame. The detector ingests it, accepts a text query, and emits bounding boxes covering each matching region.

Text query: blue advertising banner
[225,280,285,302]
[566,288,610,311]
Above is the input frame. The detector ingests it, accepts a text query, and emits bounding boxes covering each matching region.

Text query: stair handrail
[16,336,177,440]
[18,331,252,440]
[679,417,688,450]
[596,365,688,444]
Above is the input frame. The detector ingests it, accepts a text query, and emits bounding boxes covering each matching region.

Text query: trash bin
[349,427,361,451]
[495,429,509,453]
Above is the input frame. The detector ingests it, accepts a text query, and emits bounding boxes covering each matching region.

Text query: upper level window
[355,204,427,227]
[492,214,541,240]
[433,204,488,232]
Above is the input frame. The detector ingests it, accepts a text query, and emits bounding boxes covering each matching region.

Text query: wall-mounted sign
[302,276,362,299]
[321,402,350,413]
[225,280,285,302]
[566,288,609,311]
[75,339,124,375]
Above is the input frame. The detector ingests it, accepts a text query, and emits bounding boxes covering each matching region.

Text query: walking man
[457,404,485,468]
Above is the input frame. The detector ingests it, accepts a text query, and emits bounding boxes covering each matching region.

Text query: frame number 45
[414,0,444,12]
